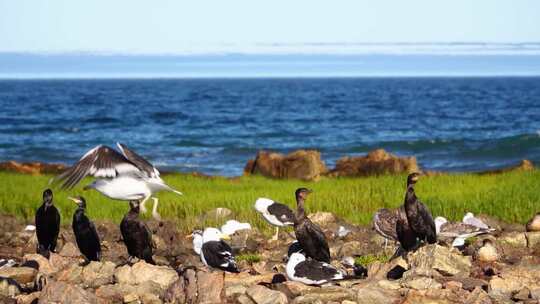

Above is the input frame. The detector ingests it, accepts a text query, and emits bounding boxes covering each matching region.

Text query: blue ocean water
[0,77,539,176]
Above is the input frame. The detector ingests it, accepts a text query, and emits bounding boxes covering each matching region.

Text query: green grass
[354,253,391,267]
[0,170,539,233]
[236,253,262,264]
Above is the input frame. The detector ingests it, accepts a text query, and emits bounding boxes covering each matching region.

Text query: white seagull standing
[52,143,182,219]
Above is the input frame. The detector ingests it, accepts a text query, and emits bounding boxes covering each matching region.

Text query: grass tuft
[354,253,391,266]
[236,253,261,263]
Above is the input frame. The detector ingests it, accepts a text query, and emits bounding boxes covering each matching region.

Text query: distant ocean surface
[1,77,539,176]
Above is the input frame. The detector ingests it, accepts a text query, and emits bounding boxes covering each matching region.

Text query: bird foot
[152,212,162,221]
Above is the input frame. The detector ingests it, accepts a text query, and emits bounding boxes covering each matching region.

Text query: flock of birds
[25,143,540,286]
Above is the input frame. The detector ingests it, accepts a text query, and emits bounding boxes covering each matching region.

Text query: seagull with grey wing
[52,143,182,219]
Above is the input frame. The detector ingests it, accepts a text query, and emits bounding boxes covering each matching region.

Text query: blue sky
[1,0,539,54]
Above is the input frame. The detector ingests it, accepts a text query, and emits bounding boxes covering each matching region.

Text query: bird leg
[139,195,150,214]
[151,197,161,221]
[271,227,279,241]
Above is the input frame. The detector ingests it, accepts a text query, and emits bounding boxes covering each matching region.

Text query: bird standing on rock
[254,197,296,241]
[52,143,183,220]
[294,188,331,263]
[120,200,155,264]
[35,189,60,258]
[69,196,101,262]
[200,228,239,273]
[402,172,437,245]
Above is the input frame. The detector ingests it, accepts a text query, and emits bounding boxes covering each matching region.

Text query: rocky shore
[1,210,540,304]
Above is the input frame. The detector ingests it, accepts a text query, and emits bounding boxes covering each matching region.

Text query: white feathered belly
[91,177,151,201]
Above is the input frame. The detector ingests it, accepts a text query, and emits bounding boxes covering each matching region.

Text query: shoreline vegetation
[0,161,538,232]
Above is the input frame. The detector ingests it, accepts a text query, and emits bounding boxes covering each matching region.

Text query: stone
[82,261,116,288]
[0,266,37,284]
[336,241,362,258]
[163,278,185,304]
[244,150,327,181]
[39,280,99,304]
[341,301,357,304]
[327,149,418,177]
[246,285,288,304]
[59,242,81,258]
[408,244,471,277]
[183,269,198,304]
[237,294,256,304]
[512,287,531,301]
[376,280,401,290]
[465,287,492,304]
[114,261,179,291]
[499,232,527,247]
[14,291,40,304]
[225,284,247,298]
[197,271,224,304]
[308,212,337,227]
[292,286,355,303]
[22,254,55,275]
[123,293,139,303]
[531,288,540,300]
[354,284,401,304]
[447,277,488,292]
[140,293,162,304]
[489,264,540,298]
[402,289,469,304]
[0,161,67,175]
[95,282,162,303]
[0,277,21,298]
[526,232,540,248]
[225,272,275,287]
[401,277,442,290]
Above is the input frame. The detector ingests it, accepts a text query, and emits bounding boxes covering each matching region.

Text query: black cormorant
[120,200,155,264]
[35,189,60,258]
[403,172,436,245]
[69,196,101,262]
[254,197,296,240]
[200,228,239,273]
[293,188,331,263]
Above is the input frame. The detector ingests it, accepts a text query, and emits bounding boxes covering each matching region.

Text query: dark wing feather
[396,206,417,251]
[295,219,330,263]
[120,214,154,264]
[417,201,437,244]
[117,143,159,178]
[373,208,398,241]
[294,260,339,281]
[202,240,239,272]
[267,202,296,225]
[54,145,140,189]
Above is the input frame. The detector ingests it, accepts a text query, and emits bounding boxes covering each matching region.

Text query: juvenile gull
[373,208,398,249]
[52,143,183,220]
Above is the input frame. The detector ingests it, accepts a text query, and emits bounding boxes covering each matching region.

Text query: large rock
[0,266,37,285]
[95,282,163,303]
[197,271,224,304]
[57,261,115,288]
[408,244,471,277]
[244,150,327,181]
[499,232,527,248]
[401,288,470,304]
[114,261,179,291]
[354,283,401,304]
[526,232,540,248]
[292,285,355,303]
[489,264,540,299]
[22,254,55,275]
[0,161,67,175]
[246,285,288,304]
[38,280,99,304]
[308,212,337,227]
[327,149,418,177]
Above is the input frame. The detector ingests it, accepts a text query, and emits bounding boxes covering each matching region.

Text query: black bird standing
[35,189,60,258]
[293,188,331,263]
[120,200,155,264]
[400,172,437,248]
[69,196,101,262]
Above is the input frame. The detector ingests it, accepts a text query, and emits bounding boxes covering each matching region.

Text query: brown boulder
[327,149,419,177]
[479,159,534,175]
[38,280,99,304]
[0,161,67,175]
[244,150,327,181]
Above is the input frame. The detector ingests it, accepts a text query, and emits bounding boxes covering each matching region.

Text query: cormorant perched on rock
[35,189,60,258]
[293,188,331,263]
[120,200,154,264]
[395,205,418,253]
[254,198,296,240]
[69,196,101,262]
[403,172,436,245]
[200,228,239,273]
[526,212,540,232]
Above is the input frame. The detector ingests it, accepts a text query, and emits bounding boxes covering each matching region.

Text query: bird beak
[220,233,231,240]
[186,234,194,239]
[67,197,79,204]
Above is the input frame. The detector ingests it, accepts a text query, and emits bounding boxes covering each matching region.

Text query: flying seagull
[254,197,296,241]
[35,189,60,258]
[69,196,101,262]
[52,143,183,220]
[434,216,495,247]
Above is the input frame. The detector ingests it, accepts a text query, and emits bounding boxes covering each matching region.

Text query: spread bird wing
[53,145,141,189]
[116,143,160,178]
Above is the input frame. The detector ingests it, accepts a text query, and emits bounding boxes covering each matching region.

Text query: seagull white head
[434,216,448,234]
[254,198,274,213]
[202,227,230,242]
[463,212,474,221]
[287,252,306,266]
